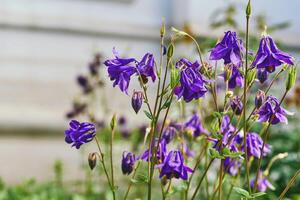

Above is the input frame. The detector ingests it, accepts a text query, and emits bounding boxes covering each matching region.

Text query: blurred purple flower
[184,114,209,137]
[257,69,268,84]
[210,31,245,67]
[174,58,208,102]
[122,151,136,175]
[182,143,195,158]
[224,157,242,176]
[140,139,167,163]
[64,120,96,149]
[258,96,293,124]
[250,171,274,192]
[253,35,294,73]
[230,96,243,115]
[104,48,137,94]
[137,53,156,82]
[244,132,271,158]
[158,150,193,180]
[162,126,177,144]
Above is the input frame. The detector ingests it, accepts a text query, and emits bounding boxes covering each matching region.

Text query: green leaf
[170,65,180,88]
[208,148,224,159]
[162,100,171,110]
[233,187,251,199]
[222,147,244,158]
[131,174,148,184]
[251,192,266,198]
[144,110,153,121]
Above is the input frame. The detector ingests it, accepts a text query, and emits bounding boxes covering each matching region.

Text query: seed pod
[88,152,97,170]
[286,66,297,91]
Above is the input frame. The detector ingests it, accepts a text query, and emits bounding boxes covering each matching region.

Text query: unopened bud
[131,91,144,114]
[160,19,165,37]
[286,66,297,91]
[255,90,265,109]
[230,96,243,115]
[167,43,174,59]
[224,65,232,82]
[246,0,251,17]
[88,152,97,170]
[110,114,117,130]
[257,69,268,84]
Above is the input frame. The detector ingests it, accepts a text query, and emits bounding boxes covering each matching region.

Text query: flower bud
[224,65,232,82]
[160,20,165,37]
[167,43,174,59]
[121,151,136,175]
[246,0,251,17]
[131,91,144,114]
[230,96,243,115]
[257,69,268,84]
[286,66,297,91]
[110,114,117,131]
[88,152,97,170]
[255,90,265,109]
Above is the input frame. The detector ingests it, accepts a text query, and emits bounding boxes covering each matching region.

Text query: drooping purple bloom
[104,48,137,94]
[244,132,271,158]
[257,69,268,84]
[210,31,245,67]
[258,96,293,124]
[250,171,274,192]
[64,120,96,149]
[122,151,136,175]
[182,143,195,158]
[174,58,208,102]
[253,35,294,73]
[162,126,177,144]
[228,66,244,89]
[184,114,209,137]
[131,91,143,114]
[137,53,156,82]
[77,75,92,93]
[140,139,167,163]
[158,150,193,180]
[224,157,242,176]
[230,96,243,115]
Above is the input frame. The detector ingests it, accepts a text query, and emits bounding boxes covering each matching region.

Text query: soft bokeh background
[0,0,299,194]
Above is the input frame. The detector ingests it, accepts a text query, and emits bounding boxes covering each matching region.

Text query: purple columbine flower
[174,58,208,102]
[230,96,243,115]
[224,157,242,176]
[250,171,274,192]
[253,35,294,73]
[258,96,293,125]
[228,66,244,89]
[184,114,209,137]
[182,143,195,158]
[162,126,177,144]
[104,48,137,94]
[122,151,136,175]
[140,139,167,163]
[137,53,156,82]
[244,132,271,158]
[158,150,193,180]
[64,120,96,149]
[210,31,245,67]
[131,91,144,114]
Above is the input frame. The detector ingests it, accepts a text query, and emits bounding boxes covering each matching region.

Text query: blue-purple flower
[122,151,136,175]
[137,53,156,82]
[250,171,274,192]
[104,48,137,94]
[258,96,293,125]
[182,143,195,158]
[224,157,242,176]
[228,66,244,89]
[140,139,167,163]
[253,35,294,73]
[64,120,96,149]
[210,31,245,67]
[230,96,243,115]
[184,114,209,137]
[162,126,177,144]
[174,58,208,102]
[257,69,268,84]
[245,132,271,158]
[158,150,193,180]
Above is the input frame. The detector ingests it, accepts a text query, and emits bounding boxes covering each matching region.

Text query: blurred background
[0,0,300,197]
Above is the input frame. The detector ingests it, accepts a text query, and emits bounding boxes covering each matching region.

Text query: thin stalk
[110,126,116,200]
[243,9,251,192]
[218,159,224,200]
[123,161,141,200]
[253,90,288,192]
[163,179,172,200]
[191,159,214,200]
[278,169,300,200]
[94,137,113,194]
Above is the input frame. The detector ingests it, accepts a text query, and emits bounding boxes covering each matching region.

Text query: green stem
[218,159,224,200]
[110,126,116,200]
[278,169,300,200]
[123,161,141,200]
[243,8,251,193]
